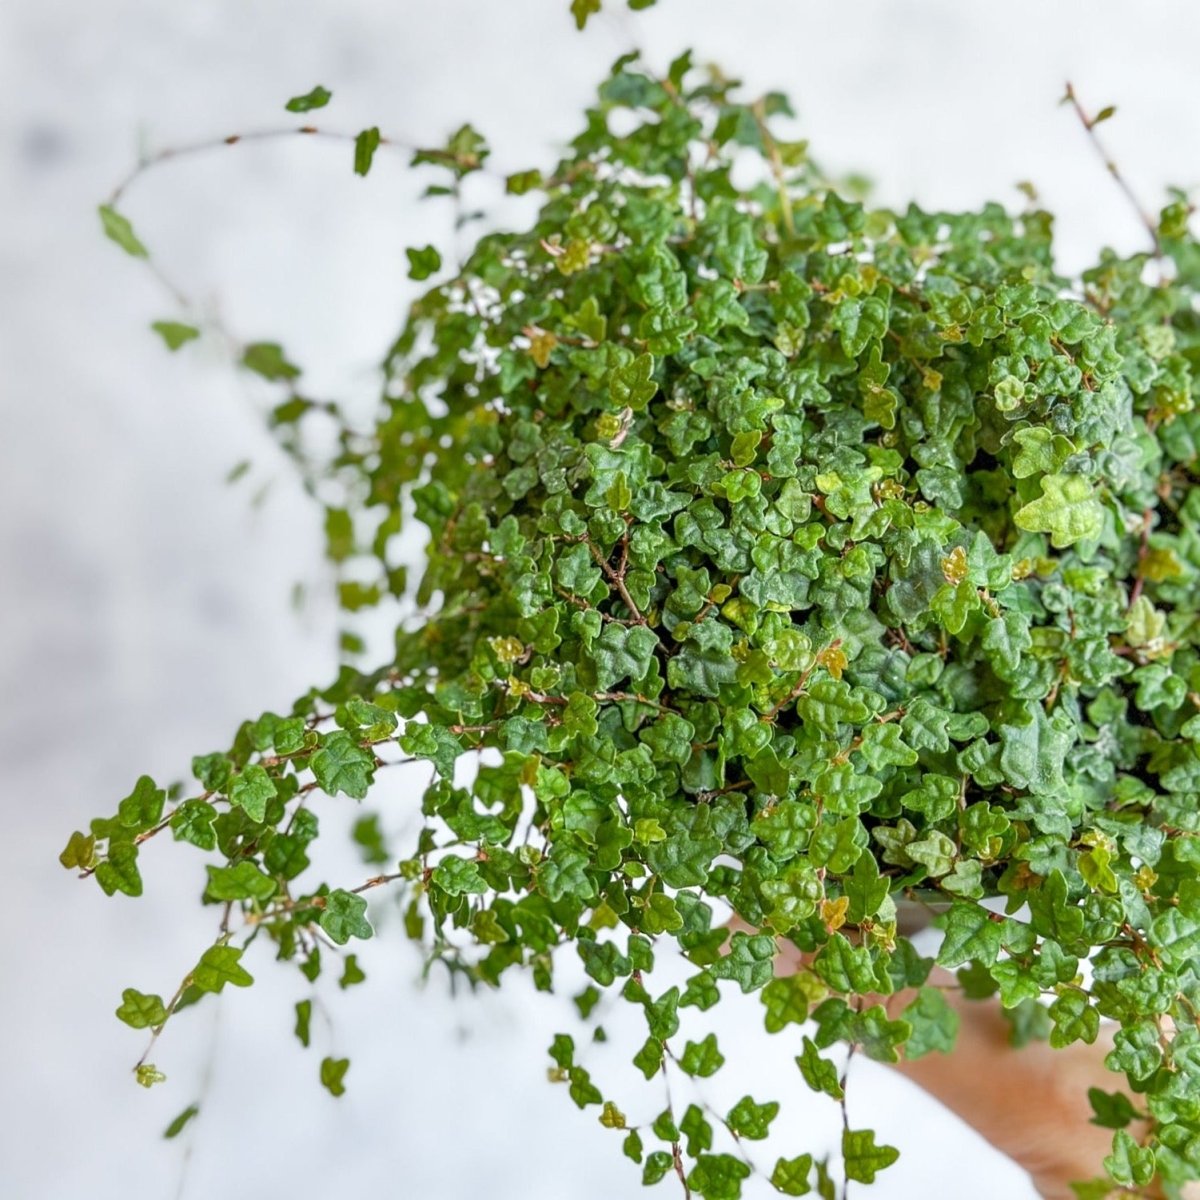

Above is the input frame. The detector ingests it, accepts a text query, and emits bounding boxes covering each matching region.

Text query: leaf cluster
[76,46,1200,1197]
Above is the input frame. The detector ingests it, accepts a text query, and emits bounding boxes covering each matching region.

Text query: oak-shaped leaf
[319,888,373,945]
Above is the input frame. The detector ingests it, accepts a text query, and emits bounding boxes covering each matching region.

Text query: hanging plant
[68,11,1200,1197]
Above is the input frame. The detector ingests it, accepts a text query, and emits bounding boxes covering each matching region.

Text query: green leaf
[687,1153,751,1200]
[796,1037,843,1100]
[191,944,253,994]
[570,0,601,29]
[771,1156,813,1196]
[228,765,277,822]
[1103,1129,1155,1188]
[99,205,148,258]
[320,1056,350,1097]
[1151,899,1200,966]
[59,830,96,870]
[830,296,888,357]
[1013,473,1104,548]
[205,861,277,904]
[609,352,657,409]
[709,932,776,993]
[241,342,300,381]
[998,706,1072,795]
[936,903,1003,968]
[312,731,376,799]
[726,1094,778,1140]
[406,245,442,281]
[842,1128,900,1184]
[1087,1087,1139,1129]
[901,986,959,1058]
[95,843,143,897]
[151,321,201,351]
[592,623,658,690]
[295,999,313,1048]
[285,85,332,113]
[813,932,885,995]
[680,1032,725,1078]
[1105,1022,1162,1082]
[170,800,217,851]
[117,775,165,830]
[115,988,167,1029]
[398,723,462,780]
[432,855,488,896]
[642,1152,673,1186]
[354,127,381,176]
[163,1104,200,1139]
[1048,989,1099,1048]
[761,972,819,1033]
[857,723,917,770]
[319,889,373,945]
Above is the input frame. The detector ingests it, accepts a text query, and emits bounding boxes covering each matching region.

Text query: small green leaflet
[151,321,200,351]
[135,1063,167,1088]
[901,987,960,1058]
[99,205,148,258]
[163,1104,200,1139]
[228,765,277,822]
[241,342,300,381]
[320,1056,350,1097]
[771,1155,814,1196]
[191,944,253,994]
[311,731,376,799]
[115,988,167,1029]
[1013,473,1104,547]
[796,1037,844,1100]
[318,889,373,944]
[285,85,332,113]
[842,1128,900,1184]
[295,999,313,1047]
[726,1094,779,1140]
[570,0,601,28]
[354,127,382,176]
[936,903,1003,967]
[59,830,95,870]
[406,245,442,281]
[679,1033,724,1078]
[95,843,143,898]
[708,932,776,993]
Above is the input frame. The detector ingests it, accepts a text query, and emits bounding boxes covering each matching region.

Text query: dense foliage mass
[70,43,1200,1199]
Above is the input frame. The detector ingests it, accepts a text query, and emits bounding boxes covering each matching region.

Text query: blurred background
[3,2,1198,1196]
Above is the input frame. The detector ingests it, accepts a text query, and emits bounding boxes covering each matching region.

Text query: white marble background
[2,2,1198,1197]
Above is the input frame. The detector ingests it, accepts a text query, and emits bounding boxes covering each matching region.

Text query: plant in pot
[67,10,1200,1197]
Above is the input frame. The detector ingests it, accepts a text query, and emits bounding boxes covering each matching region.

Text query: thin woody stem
[1063,82,1160,257]
[107,124,436,207]
[584,535,648,626]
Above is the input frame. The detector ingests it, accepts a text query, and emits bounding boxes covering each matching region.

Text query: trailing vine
[68,13,1200,1197]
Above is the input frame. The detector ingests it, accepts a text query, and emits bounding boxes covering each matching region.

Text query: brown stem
[1063,83,1161,258]
[584,536,649,626]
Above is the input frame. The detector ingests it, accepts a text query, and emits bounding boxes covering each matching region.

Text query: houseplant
[66,9,1200,1196]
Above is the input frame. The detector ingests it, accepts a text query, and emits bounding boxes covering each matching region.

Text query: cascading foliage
[69,39,1200,1199]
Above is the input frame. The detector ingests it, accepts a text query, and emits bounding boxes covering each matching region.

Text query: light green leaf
[99,205,148,258]
[151,321,201,351]
[320,1056,350,1097]
[191,944,253,994]
[319,889,373,945]
[842,1128,900,1183]
[1013,473,1104,548]
[115,988,167,1029]
[354,127,381,176]
[286,85,332,113]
